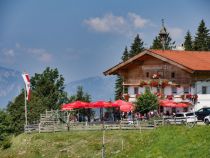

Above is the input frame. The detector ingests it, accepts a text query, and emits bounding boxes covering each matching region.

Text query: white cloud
[2,49,15,57]
[84,13,126,33]
[168,27,183,40]
[84,13,150,34]
[15,43,21,48]
[128,13,148,28]
[26,48,52,62]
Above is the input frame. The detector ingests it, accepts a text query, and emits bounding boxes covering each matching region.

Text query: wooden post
[121,139,124,151]
[24,86,28,126]
[38,123,41,133]
[101,129,105,158]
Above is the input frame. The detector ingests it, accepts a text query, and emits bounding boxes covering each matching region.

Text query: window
[146,72,149,78]
[134,87,139,94]
[202,86,207,94]
[172,87,177,94]
[184,87,189,94]
[171,72,175,78]
[186,112,194,116]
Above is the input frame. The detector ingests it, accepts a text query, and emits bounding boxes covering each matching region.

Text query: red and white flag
[22,73,31,101]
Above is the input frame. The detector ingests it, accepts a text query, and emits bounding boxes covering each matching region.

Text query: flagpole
[24,85,28,126]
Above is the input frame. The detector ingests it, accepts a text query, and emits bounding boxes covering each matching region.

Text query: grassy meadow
[1,126,210,158]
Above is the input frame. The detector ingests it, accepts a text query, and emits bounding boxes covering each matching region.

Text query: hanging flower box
[186,94,192,99]
[152,73,161,79]
[140,81,148,87]
[149,80,159,87]
[123,93,130,101]
[161,80,169,88]
[167,95,173,100]
[136,93,141,98]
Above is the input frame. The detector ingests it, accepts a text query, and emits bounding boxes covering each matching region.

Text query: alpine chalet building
[104,49,210,113]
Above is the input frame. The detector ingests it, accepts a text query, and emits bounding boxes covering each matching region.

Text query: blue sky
[0,0,210,82]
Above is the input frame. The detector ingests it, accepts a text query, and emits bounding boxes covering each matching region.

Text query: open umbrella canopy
[89,101,111,108]
[176,102,189,108]
[112,100,128,107]
[159,100,177,107]
[120,102,134,112]
[61,101,89,110]
[61,106,73,111]
[160,100,190,108]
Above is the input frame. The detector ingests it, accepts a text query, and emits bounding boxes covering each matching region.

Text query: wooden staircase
[38,110,67,133]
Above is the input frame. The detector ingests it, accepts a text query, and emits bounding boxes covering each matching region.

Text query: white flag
[22,73,31,101]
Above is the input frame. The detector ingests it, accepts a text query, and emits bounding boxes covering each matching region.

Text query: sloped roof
[104,49,210,75]
[150,49,210,71]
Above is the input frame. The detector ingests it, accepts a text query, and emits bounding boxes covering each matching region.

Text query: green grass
[1,126,210,158]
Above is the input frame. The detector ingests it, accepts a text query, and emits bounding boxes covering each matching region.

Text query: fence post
[39,123,41,133]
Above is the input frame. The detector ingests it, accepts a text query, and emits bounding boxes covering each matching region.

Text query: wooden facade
[118,55,192,86]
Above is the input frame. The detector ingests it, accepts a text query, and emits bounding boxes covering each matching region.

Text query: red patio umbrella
[61,101,89,110]
[112,100,128,107]
[159,100,177,107]
[61,106,73,111]
[89,101,111,108]
[176,102,189,108]
[120,102,134,112]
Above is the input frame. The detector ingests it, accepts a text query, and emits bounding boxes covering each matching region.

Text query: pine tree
[151,33,175,50]
[150,36,162,49]
[129,34,144,58]
[69,86,93,122]
[121,46,129,61]
[194,20,210,51]
[114,47,129,100]
[184,31,193,51]
[114,75,123,100]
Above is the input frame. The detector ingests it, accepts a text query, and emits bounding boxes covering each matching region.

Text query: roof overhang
[103,49,194,76]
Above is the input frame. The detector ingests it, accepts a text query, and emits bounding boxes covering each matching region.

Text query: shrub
[1,136,12,150]
[135,88,159,114]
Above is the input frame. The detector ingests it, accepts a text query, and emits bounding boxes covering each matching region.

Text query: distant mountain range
[0,66,23,108]
[65,76,116,102]
[0,66,116,108]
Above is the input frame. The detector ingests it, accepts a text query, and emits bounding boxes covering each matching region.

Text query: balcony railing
[123,77,193,86]
[123,93,198,104]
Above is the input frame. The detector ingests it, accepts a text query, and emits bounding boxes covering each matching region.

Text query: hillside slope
[1,126,210,158]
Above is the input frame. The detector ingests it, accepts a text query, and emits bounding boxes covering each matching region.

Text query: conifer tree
[114,75,123,100]
[150,36,162,49]
[121,46,129,61]
[184,31,193,51]
[129,34,144,58]
[194,20,210,51]
[114,46,129,100]
[151,33,175,50]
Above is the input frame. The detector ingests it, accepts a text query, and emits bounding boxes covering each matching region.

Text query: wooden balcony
[123,93,198,105]
[123,78,193,86]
